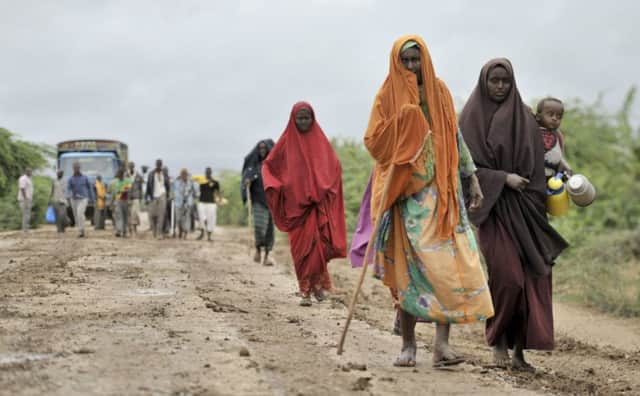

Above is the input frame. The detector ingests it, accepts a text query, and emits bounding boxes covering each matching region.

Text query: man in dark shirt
[197,167,220,241]
[67,162,95,238]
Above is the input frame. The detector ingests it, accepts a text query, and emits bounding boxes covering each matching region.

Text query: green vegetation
[550,88,640,317]
[217,170,248,227]
[0,128,53,231]
[554,229,640,317]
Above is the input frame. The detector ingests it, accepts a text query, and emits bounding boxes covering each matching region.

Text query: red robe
[262,102,347,294]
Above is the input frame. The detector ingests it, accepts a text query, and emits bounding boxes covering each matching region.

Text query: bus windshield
[60,155,116,178]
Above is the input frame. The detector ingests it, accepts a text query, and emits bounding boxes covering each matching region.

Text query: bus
[56,139,129,221]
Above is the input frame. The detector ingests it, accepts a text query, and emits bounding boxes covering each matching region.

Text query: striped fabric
[252,202,274,251]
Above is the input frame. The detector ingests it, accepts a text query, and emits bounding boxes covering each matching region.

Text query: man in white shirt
[145,159,170,239]
[17,168,33,232]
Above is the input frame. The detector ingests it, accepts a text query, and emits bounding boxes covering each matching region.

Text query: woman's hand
[468,174,484,212]
[505,173,530,192]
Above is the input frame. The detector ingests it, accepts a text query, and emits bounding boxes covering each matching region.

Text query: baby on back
[536,97,572,178]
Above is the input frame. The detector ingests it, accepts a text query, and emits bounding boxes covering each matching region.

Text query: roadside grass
[554,229,640,317]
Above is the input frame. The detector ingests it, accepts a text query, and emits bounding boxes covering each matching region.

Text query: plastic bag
[45,205,56,224]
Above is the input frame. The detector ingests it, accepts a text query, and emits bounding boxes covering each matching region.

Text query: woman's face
[400,46,422,84]
[487,66,512,103]
[258,142,268,159]
[295,108,314,133]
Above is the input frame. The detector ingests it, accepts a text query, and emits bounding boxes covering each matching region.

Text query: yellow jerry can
[546,174,570,217]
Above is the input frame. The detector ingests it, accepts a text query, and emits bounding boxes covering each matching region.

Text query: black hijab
[460,58,567,276]
[241,139,275,205]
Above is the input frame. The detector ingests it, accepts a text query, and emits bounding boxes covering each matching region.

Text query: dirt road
[1,226,639,395]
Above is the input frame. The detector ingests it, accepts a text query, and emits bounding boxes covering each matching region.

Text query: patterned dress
[374,88,494,324]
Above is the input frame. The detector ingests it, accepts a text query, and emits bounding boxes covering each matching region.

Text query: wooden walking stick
[337,165,395,355]
[246,185,254,255]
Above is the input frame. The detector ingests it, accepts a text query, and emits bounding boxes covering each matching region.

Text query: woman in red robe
[262,101,347,306]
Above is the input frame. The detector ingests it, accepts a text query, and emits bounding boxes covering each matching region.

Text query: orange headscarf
[364,35,459,239]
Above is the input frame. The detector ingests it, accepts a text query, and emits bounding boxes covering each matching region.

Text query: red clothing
[262,102,347,294]
[540,127,565,152]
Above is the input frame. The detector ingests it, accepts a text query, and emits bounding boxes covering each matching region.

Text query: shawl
[459,58,568,275]
[241,139,275,206]
[364,34,459,238]
[262,101,347,260]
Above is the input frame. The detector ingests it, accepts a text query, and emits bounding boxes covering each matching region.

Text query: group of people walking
[252,34,569,373]
[20,159,221,241]
[17,33,571,373]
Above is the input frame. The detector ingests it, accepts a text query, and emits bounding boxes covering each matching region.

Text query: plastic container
[546,174,570,217]
[567,174,596,207]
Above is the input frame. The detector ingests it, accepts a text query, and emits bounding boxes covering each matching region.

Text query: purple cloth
[349,173,374,268]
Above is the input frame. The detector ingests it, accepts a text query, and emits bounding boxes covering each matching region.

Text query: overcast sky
[1,0,638,174]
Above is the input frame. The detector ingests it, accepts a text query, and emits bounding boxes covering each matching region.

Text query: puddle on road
[127,288,175,297]
[0,352,54,367]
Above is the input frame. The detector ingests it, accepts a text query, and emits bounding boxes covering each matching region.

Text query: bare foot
[433,343,465,367]
[512,333,535,372]
[253,250,261,263]
[392,313,401,336]
[512,355,535,373]
[493,346,510,369]
[393,343,417,367]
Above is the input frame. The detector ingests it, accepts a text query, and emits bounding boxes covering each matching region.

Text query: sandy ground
[1,224,639,396]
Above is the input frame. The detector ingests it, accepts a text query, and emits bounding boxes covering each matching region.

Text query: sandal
[299,295,312,307]
[313,289,327,302]
[433,355,466,368]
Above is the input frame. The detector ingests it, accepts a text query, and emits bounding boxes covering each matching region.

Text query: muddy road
[1,226,639,395]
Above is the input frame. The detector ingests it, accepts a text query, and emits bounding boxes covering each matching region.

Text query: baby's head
[536,97,564,131]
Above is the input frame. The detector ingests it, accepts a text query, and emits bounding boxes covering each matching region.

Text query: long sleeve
[66,178,73,199]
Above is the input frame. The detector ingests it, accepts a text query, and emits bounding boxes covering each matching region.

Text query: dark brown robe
[460,58,568,349]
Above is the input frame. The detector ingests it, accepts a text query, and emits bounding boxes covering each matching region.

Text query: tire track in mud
[202,228,640,395]
[327,260,640,395]
[189,232,535,395]
[1,227,639,395]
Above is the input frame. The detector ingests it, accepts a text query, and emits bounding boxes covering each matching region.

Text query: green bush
[548,88,640,316]
[0,176,52,230]
[549,88,640,245]
[0,128,53,231]
[217,170,248,226]
[554,229,640,317]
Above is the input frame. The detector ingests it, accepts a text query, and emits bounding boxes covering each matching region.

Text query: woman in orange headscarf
[365,35,494,367]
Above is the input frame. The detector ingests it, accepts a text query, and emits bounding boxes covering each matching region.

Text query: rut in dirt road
[1,227,639,395]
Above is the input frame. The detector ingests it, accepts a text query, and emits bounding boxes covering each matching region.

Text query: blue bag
[45,205,56,224]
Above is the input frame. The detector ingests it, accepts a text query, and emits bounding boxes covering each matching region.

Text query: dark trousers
[94,207,106,230]
[54,202,67,233]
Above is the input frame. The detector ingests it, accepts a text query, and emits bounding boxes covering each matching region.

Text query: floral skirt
[375,185,494,324]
